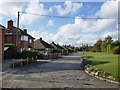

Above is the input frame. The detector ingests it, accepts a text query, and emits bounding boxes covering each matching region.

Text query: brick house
[5,20,35,52]
[0,24,5,60]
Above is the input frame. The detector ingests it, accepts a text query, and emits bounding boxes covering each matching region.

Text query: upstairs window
[21,35,28,41]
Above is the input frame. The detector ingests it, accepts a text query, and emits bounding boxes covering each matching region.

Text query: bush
[4,44,15,48]
[14,50,44,59]
[67,48,73,53]
[63,50,68,55]
[112,46,120,54]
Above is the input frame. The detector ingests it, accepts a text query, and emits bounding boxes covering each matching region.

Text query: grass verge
[82,52,119,81]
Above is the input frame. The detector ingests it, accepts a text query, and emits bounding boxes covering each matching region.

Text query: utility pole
[16,11,20,47]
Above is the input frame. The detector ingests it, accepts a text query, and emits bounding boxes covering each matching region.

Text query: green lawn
[82,52,119,81]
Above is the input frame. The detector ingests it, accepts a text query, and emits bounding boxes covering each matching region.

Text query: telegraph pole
[16,11,20,47]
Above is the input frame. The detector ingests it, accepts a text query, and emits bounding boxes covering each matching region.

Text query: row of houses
[0,20,67,60]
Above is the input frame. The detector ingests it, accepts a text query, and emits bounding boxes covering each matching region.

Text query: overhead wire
[19,12,118,20]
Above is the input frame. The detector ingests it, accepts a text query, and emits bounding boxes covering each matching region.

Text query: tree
[93,39,103,52]
[107,41,120,53]
[105,35,113,44]
[112,46,120,54]
[101,35,113,52]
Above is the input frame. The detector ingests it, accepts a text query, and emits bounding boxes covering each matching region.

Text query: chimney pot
[40,37,42,41]
[7,20,13,30]
[24,29,27,33]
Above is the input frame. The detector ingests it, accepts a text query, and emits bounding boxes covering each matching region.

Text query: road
[2,52,118,88]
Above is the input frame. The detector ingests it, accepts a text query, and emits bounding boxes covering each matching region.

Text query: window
[21,35,28,41]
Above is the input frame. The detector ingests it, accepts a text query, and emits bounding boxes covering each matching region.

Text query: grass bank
[82,52,119,81]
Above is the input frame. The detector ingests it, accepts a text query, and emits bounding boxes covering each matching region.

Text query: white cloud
[0,16,3,23]
[0,1,24,17]
[29,16,117,46]
[52,14,117,45]
[96,0,118,18]
[101,31,118,41]
[20,0,49,25]
[52,1,82,16]
[28,29,54,43]
[47,20,54,27]
[25,1,118,46]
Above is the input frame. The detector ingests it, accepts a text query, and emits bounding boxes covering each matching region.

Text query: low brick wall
[44,53,61,59]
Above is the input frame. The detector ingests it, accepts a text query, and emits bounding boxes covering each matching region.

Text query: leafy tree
[93,39,102,52]
[107,41,120,53]
[81,44,89,51]
[101,35,113,52]
[105,35,113,44]
[112,46,120,54]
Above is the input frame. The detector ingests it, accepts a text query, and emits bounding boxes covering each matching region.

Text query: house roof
[51,42,64,50]
[56,44,65,50]
[13,26,35,39]
[34,38,54,50]
[50,42,58,49]
[34,39,45,50]
[0,24,6,29]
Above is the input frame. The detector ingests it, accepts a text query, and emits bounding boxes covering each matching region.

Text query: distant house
[0,24,5,60]
[50,42,58,50]
[5,20,35,52]
[51,42,65,54]
[34,38,54,55]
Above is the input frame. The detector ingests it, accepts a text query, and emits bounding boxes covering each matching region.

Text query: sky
[0,0,119,46]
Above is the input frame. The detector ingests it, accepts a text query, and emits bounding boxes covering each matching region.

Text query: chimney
[40,37,42,41]
[7,20,13,30]
[24,29,27,33]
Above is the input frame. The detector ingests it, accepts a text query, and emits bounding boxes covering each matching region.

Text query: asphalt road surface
[2,52,119,88]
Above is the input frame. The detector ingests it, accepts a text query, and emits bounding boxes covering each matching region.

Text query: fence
[12,57,37,68]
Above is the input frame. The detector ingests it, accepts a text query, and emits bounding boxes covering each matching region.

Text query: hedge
[4,44,15,48]
[14,50,44,59]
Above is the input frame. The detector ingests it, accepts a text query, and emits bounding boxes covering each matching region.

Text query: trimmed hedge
[4,44,15,48]
[14,50,44,59]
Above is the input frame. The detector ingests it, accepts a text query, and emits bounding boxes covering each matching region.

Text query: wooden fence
[12,57,37,68]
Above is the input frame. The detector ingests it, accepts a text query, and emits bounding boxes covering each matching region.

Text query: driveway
[2,52,118,88]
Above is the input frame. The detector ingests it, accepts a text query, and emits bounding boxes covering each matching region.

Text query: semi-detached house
[0,20,35,60]
[5,20,35,52]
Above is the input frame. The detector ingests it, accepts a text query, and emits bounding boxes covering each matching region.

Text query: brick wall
[5,20,21,52]
[28,38,34,50]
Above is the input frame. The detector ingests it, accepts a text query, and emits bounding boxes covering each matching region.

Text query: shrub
[4,44,15,48]
[67,48,73,53]
[112,46,120,54]
[14,50,44,59]
[63,50,68,55]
